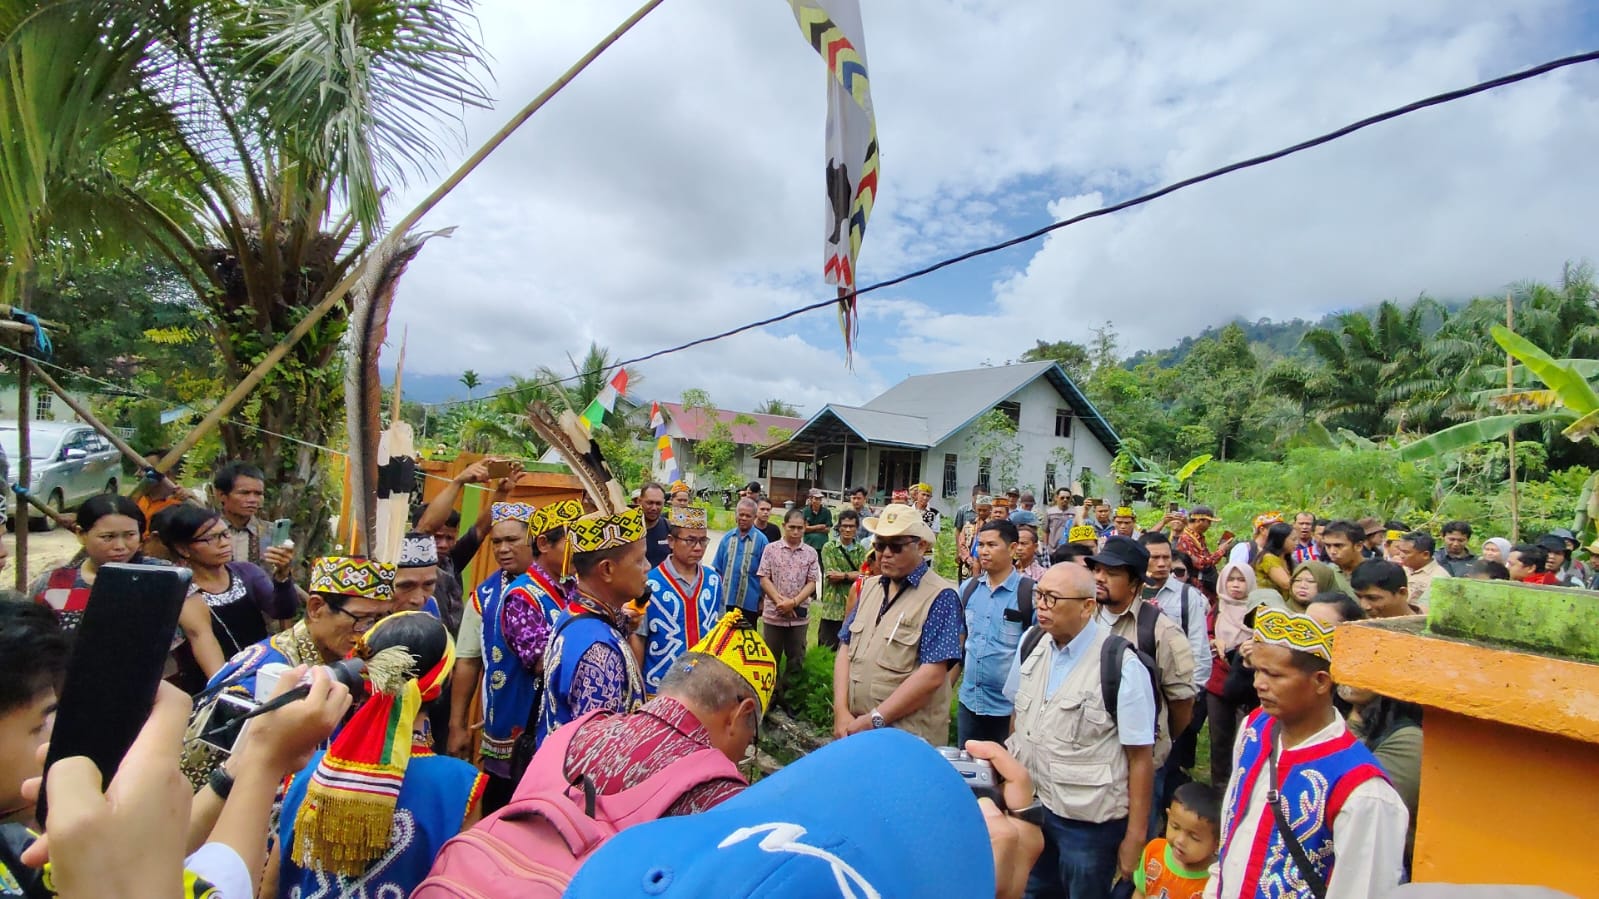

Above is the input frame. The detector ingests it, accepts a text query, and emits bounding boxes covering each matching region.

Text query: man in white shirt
[1205,608,1408,899]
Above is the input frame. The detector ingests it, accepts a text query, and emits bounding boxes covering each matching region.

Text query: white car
[0,421,123,529]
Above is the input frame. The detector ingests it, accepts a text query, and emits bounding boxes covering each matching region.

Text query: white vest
[1006,626,1130,823]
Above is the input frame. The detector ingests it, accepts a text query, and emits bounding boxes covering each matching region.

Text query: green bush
[785,645,838,730]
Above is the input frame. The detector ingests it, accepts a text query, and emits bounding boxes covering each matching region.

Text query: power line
[425,47,1599,409]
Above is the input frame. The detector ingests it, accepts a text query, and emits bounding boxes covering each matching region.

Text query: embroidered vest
[535,612,643,747]
[480,568,570,768]
[279,749,483,899]
[642,562,724,697]
[1219,709,1389,899]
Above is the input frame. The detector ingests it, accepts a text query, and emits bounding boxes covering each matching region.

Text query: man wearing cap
[1358,516,1387,560]
[1177,506,1235,597]
[834,504,963,744]
[478,500,582,807]
[714,497,770,629]
[536,508,651,745]
[911,482,943,537]
[1088,536,1196,832]
[447,501,539,760]
[801,489,833,555]
[1207,609,1408,898]
[1539,530,1587,588]
[1004,562,1156,896]
[393,532,444,617]
[1009,491,1039,528]
[637,506,724,698]
[668,479,693,508]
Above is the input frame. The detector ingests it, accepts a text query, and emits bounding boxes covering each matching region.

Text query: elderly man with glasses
[833,503,963,744]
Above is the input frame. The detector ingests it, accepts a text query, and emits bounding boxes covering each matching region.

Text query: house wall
[923,376,1118,515]
[0,388,90,424]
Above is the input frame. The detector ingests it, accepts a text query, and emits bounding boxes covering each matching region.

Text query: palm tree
[1291,299,1445,437]
[460,369,482,400]
[755,399,800,417]
[1,0,489,542]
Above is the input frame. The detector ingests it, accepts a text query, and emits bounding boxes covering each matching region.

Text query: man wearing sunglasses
[833,504,962,744]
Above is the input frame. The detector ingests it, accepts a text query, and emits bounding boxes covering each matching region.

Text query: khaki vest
[845,570,954,745]
[1006,626,1130,823]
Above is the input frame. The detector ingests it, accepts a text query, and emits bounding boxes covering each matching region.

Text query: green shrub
[785,645,838,730]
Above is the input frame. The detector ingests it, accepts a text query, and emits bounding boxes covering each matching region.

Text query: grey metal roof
[826,406,929,446]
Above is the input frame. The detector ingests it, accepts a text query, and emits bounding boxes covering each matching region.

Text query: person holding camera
[1004,562,1157,897]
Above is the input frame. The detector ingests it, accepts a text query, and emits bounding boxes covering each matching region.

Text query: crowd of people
[0,453,1585,898]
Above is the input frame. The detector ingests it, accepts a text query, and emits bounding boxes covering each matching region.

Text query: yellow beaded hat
[1114,506,1135,518]
[1252,607,1335,661]
[911,482,933,495]
[491,501,537,525]
[531,498,584,536]
[690,615,777,713]
[666,506,708,529]
[309,556,396,601]
[568,508,646,553]
[1068,524,1099,545]
[668,479,691,496]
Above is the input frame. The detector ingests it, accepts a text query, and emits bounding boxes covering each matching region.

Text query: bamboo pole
[155,0,668,478]
[13,267,33,591]
[1507,291,1520,543]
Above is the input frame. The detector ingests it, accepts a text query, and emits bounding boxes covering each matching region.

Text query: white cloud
[385,0,1599,411]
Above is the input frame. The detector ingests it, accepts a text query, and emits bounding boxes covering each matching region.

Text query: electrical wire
[424,47,1599,409]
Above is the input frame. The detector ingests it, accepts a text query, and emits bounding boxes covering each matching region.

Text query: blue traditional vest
[479,564,570,773]
[1219,709,1388,899]
[535,608,643,747]
[278,749,483,899]
[421,595,441,619]
[641,561,724,697]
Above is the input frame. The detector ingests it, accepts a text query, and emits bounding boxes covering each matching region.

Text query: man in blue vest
[1208,608,1408,898]
[447,501,536,759]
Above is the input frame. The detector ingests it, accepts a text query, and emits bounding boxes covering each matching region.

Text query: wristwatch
[1008,800,1046,827]
[869,708,887,729]
[207,766,236,800]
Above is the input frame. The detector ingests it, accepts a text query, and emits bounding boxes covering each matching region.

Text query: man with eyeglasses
[834,504,962,744]
[1002,562,1156,897]
[637,506,724,699]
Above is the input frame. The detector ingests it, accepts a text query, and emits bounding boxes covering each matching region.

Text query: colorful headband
[309,556,396,600]
[891,489,910,502]
[491,501,537,525]
[690,615,777,713]
[910,482,933,495]
[1252,607,1335,661]
[396,534,437,568]
[666,506,708,529]
[1069,524,1099,544]
[1114,506,1134,518]
[1385,529,1404,542]
[1254,512,1284,529]
[975,495,993,506]
[569,508,646,553]
[668,480,691,495]
[531,498,584,536]
[992,497,1012,509]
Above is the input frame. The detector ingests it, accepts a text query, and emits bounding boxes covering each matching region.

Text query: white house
[657,402,806,489]
[756,362,1122,513]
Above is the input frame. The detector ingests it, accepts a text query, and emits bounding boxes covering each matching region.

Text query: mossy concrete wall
[1428,576,1599,663]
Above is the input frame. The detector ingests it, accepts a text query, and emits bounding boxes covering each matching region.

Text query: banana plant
[1113,443,1213,505]
[1399,325,1599,538]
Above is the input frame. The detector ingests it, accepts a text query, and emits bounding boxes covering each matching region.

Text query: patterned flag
[650,402,681,483]
[786,0,878,362]
[579,369,629,434]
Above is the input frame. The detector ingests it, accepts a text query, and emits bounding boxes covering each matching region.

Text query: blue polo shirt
[958,568,1028,717]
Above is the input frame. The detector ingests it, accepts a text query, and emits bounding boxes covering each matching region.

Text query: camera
[937,746,1001,806]
[193,658,367,754]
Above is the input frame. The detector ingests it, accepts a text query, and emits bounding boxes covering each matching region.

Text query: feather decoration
[526,401,626,515]
[344,227,455,555]
[373,330,415,565]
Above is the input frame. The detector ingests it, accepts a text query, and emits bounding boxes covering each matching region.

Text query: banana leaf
[1563,409,1599,442]
[1491,326,1599,416]
[1175,454,1212,482]
[1396,412,1568,462]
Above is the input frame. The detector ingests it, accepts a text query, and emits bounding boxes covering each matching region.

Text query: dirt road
[8,528,84,592]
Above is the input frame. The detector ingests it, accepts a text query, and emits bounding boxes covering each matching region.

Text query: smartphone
[1167,502,1180,513]
[1221,530,1236,541]
[485,459,512,479]
[262,517,292,551]
[36,563,191,826]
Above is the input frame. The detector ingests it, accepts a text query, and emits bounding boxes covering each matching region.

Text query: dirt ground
[9,528,83,592]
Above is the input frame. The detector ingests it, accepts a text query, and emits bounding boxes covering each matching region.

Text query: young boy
[0,600,71,897]
[1133,782,1220,899]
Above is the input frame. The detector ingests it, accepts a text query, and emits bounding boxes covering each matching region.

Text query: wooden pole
[1507,291,1520,543]
[155,0,668,478]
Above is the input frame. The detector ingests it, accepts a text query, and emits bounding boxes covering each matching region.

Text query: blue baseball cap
[564,729,996,897]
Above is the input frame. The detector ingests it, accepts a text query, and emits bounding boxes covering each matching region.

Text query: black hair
[76,493,146,535]
[836,508,861,526]
[212,461,266,495]
[1441,520,1472,538]
[1189,505,1216,519]
[1402,531,1435,554]
[1261,522,1293,561]
[1287,648,1332,675]
[782,506,807,525]
[1307,591,1365,624]
[1356,695,1424,751]
[977,520,1018,545]
[532,526,568,558]
[1323,520,1365,546]
[0,600,71,714]
[1466,560,1510,580]
[1050,543,1093,566]
[444,510,461,529]
[573,543,635,578]
[1015,523,1039,543]
[639,482,666,500]
[1139,531,1171,548]
[1383,520,1407,534]
[849,486,868,497]
[1314,518,1329,528]
[156,504,224,559]
[1171,550,1195,574]
[1171,782,1221,828]
[1350,559,1407,593]
[1511,543,1548,572]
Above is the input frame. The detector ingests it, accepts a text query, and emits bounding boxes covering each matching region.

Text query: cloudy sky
[385,0,1599,417]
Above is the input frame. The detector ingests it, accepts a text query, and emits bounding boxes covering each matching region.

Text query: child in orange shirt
[1134,782,1221,899]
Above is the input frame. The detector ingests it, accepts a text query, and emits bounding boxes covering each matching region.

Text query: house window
[977,457,992,493]
[758,458,769,477]
[942,454,958,498]
[1054,408,1072,438]
[995,401,1021,428]
[1044,463,1057,495]
[843,452,854,488]
[34,393,53,421]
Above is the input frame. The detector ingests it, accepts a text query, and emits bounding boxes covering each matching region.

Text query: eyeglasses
[1034,589,1094,610]
[328,602,388,632]
[191,530,231,546]
[1170,567,1188,577]
[672,536,711,548]
[876,538,920,555]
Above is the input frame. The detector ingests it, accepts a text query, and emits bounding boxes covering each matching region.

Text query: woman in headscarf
[1287,559,1339,613]
[1480,537,1512,565]
[1205,561,1259,788]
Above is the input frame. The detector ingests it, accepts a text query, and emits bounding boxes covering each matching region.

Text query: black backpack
[959,574,1036,626]
[1016,603,1161,725]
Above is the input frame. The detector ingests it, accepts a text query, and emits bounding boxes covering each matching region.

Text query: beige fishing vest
[1007,626,1130,823]
[845,571,954,745]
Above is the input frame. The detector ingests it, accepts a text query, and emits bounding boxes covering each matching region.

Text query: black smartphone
[36,563,191,826]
